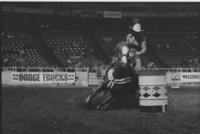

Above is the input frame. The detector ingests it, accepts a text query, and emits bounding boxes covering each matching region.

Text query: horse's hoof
[96,105,101,110]
[85,94,92,104]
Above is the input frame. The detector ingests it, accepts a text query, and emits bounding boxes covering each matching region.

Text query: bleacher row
[1,24,199,68]
[41,30,100,67]
[1,23,49,67]
[148,32,199,67]
[94,31,125,58]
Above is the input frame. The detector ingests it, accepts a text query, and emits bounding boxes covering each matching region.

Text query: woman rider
[127,23,147,73]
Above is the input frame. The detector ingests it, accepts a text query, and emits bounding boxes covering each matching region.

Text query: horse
[85,41,139,110]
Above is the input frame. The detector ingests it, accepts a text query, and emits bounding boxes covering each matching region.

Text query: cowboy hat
[132,23,144,32]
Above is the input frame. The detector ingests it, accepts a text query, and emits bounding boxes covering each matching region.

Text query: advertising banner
[11,72,75,85]
[166,72,200,84]
[179,72,200,83]
[75,71,88,87]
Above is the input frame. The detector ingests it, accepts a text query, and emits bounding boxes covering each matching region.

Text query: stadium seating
[1,38,49,67]
[41,30,100,68]
[94,31,125,57]
[1,23,49,67]
[1,14,199,68]
[148,32,199,67]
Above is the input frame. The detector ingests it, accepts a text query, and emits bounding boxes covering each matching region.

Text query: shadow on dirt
[77,94,139,111]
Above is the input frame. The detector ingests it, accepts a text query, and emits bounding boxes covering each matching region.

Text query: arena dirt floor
[2,85,200,134]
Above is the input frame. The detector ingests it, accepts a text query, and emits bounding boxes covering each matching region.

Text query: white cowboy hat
[132,23,144,32]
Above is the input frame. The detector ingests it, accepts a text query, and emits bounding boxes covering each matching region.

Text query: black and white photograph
[1,1,200,134]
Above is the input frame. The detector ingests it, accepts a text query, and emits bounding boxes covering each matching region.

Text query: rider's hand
[136,51,140,56]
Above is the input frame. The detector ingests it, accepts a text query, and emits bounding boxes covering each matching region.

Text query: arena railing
[1,67,89,72]
[1,67,200,72]
[142,68,200,72]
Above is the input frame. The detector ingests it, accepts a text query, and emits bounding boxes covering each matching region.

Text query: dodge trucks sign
[11,72,75,84]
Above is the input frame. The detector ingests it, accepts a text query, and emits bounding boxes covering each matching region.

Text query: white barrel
[138,71,167,112]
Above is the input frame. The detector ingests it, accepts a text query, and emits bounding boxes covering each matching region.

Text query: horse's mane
[110,40,136,69]
[106,41,137,79]
[114,41,128,53]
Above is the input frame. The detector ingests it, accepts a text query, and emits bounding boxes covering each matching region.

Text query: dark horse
[85,41,139,110]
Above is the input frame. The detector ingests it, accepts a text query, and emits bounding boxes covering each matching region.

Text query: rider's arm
[136,39,146,56]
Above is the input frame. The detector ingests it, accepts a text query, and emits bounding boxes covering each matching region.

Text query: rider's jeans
[135,57,141,73]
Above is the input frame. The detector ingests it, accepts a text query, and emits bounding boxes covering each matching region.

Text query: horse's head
[114,41,136,66]
[108,41,137,79]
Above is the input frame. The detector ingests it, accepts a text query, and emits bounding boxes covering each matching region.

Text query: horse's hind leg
[85,80,109,105]
[96,96,116,110]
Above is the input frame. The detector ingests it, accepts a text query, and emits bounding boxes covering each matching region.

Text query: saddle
[107,69,132,89]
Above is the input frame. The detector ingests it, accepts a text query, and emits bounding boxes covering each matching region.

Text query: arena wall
[1,67,200,87]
